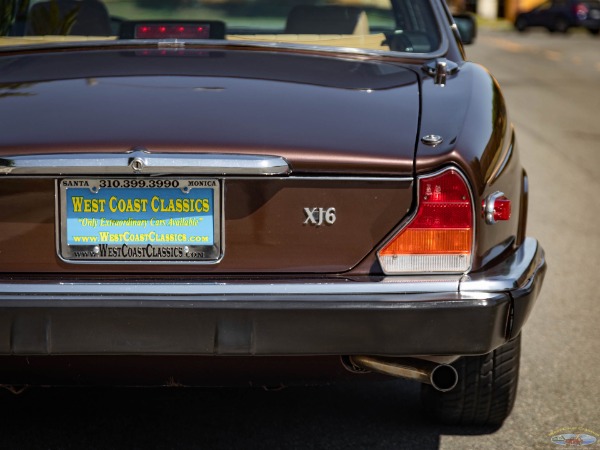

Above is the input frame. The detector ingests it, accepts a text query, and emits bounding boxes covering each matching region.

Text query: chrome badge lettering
[303,207,336,226]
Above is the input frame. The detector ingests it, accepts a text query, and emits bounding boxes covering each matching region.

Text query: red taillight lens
[492,197,511,222]
[378,169,473,273]
[575,3,588,18]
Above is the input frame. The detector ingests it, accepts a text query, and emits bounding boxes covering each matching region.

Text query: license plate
[58,178,222,263]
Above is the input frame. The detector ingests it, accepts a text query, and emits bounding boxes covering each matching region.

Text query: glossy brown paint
[0,177,412,273]
[0,48,418,176]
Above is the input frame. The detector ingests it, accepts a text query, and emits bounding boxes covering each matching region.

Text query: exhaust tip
[344,355,459,392]
[430,364,458,392]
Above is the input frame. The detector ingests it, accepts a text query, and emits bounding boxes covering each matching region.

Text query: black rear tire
[421,334,521,426]
[515,17,527,32]
[553,17,569,33]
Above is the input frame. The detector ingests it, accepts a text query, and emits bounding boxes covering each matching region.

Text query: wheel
[588,28,600,35]
[515,17,527,32]
[421,334,521,426]
[552,17,569,33]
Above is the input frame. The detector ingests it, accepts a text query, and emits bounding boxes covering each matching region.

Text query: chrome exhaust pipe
[348,355,458,392]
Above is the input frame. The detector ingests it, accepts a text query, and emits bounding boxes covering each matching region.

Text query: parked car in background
[515,0,600,34]
[0,0,545,427]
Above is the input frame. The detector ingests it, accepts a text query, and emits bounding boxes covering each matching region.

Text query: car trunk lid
[0,47,419,274]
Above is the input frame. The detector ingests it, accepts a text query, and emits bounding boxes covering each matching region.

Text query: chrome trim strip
[213,176,413,182]
[206,37,449,62]
[0,150,290,176]
[0,277,460,297]
[483,191,507,225]
[487,125,515,184]
[0,36,449,63]
[460,238,544,292]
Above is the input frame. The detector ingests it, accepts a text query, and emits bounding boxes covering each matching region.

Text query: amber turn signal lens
[378,169,473,273]
[380,229,472,255]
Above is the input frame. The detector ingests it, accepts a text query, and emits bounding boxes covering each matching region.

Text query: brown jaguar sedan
[0,0,545,426]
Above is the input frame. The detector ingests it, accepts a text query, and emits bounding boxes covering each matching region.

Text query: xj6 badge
[304,207,336,226]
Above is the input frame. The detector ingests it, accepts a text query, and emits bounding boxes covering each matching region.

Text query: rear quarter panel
[416,62,525,271]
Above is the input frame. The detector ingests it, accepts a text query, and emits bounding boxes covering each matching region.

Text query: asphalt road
[1,29,599,450]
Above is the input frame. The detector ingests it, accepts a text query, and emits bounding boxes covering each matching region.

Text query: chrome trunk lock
[422,59,459,86]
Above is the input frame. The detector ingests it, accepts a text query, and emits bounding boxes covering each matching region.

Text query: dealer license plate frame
[56,177,222,264]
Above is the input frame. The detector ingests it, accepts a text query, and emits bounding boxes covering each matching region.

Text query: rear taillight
[378,168,473,274]
[575,3,589,18]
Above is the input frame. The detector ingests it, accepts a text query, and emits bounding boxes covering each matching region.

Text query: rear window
[1,0,442,54]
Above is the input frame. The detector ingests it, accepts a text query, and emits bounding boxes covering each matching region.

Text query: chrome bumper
[0,238,545,356]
